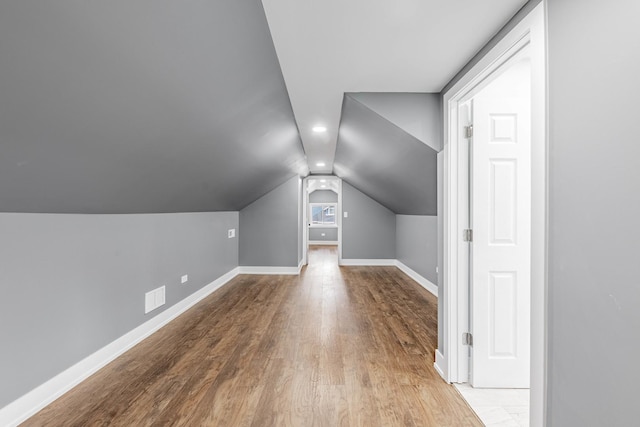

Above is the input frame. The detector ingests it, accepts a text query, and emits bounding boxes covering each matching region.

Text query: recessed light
[316,162,326,167]
[312,126,327,133]
[321,185,327,188]
[320,179,326,183]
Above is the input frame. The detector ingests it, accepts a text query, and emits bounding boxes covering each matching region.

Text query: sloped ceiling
[262,0,529,174]
[0,0,307,213]
[348,93,442,151]
[334,94,438,215]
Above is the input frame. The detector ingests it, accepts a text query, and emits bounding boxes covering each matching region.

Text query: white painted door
[470,59,531,388]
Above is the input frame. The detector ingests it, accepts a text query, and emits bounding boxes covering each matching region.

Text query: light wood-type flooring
[23,246,481,426]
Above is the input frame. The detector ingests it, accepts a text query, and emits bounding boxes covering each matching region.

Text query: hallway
[24,246,481,426]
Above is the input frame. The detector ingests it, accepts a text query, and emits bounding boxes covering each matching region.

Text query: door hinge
[463,229,473,242]
[464,125,473,139]
[463,332,473,346]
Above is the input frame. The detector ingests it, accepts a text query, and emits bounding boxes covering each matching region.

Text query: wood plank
[22,246,481,427]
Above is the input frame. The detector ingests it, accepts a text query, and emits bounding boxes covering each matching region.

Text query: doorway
[301,176,342,265]
[440,3,546,425]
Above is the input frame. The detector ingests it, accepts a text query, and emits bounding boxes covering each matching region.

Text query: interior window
[310,203,336,226]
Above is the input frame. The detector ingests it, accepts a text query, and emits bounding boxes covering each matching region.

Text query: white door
[470,59,531,388]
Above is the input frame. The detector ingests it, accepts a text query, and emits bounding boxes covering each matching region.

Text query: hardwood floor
[23,246,481,426]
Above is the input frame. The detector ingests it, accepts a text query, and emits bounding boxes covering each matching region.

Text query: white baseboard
[394,261,438,297]
[0,267,240,427]
[435,349,447,381]
[339,258,396,266]
[238,265,301,275]
[308,241,338,245]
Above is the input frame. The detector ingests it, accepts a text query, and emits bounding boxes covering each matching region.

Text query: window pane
[311,206,323,224]
[323,206,335,224]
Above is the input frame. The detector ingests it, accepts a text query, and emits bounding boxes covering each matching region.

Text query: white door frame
[302,177,309,265]
[301,176,343,265]
[440,3,546,426]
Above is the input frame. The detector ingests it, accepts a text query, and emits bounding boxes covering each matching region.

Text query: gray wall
[0,1,306,214]
[547,1,640,425]
[348,93,442,151]
[342,182,396,259]
[396,215,438,284]
[309,227,338,241]
[335,94,438,215]
[239,175,300,267]
[0,212,238,408]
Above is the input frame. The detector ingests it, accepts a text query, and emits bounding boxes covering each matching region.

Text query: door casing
[439,3,546,425]
[301,176,343,265]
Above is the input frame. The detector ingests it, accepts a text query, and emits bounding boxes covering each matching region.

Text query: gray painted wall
[0,212,238,408]
[348,93,442,151]
[309,190,338,203]
[239,175,300,267]
[333,94,439,215]
[547,1,640,425]
[309,227,338,241]
[342,182,396,259]
[0,0,306,213]
[396,215,438,285]
[335,95,438,215]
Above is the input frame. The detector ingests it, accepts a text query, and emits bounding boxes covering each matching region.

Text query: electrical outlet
[321,233,326,237]
[181,274,188,284]
[343,211,348,218]
[228,228,236,238]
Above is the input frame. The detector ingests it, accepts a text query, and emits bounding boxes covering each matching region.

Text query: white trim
[302,177,309,265]
[0,267,240,427]
[442,3,546,425]
[339,258,396,266]
[308,240,338,246]
[337,179,344,263]
[303,175,342,267]
[238,265,301,275]
[434,350,447,381]
[395,260,438,297]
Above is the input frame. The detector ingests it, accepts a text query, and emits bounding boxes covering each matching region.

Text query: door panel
[471,59,531,388]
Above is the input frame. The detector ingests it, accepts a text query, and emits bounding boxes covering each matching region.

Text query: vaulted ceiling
[0,0,306,213]
[262,0,529,174]
[334,94,438,215]
[0,0,529,214]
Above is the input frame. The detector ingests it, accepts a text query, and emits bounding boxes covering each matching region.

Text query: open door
[470,58,531,388]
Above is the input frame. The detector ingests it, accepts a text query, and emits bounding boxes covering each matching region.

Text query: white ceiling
[307,176,340,194]
[262,0,529,174]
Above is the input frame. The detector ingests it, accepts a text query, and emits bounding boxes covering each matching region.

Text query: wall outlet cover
[144,291,155,314]
[181,274,188,284]
[228,228,236,238]
[145,286,166,314]
[344,212,348,218]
